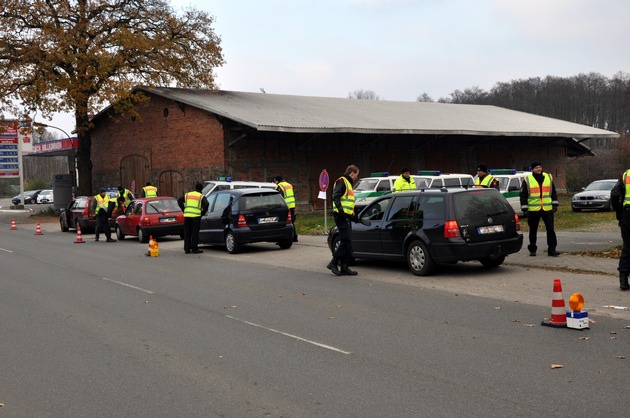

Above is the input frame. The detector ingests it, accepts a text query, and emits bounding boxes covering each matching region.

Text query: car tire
[331,235,356,265]
[407,240,436,276]
[60,219,69,232]
[278,239,293,249]
[138,228,149,243]
[225,230,241,254]
[479,255,506,268]
[116,226,125,240]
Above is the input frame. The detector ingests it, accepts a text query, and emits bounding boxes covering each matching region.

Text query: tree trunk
[75,110,92,196]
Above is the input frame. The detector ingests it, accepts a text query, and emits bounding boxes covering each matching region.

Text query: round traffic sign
[319,169,329,191]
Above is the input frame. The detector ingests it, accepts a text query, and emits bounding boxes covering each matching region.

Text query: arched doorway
[120,155,149,195]
[159,170,184,198]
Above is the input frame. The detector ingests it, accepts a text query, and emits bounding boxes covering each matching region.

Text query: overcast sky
[46,0,630,136]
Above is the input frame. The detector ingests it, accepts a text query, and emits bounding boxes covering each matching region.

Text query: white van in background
[202,177,277,197]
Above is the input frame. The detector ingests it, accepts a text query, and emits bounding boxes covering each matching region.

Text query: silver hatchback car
[571,179,618,212]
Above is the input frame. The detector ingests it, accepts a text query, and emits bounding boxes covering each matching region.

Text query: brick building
[90,87,619,210]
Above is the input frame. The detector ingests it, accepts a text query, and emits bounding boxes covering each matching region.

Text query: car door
[352,196,392,256]
[380,195,419,257]
[117,202,137,234]
[200,193,231,244]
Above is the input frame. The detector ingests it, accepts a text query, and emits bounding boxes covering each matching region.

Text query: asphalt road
[2,210,630,417]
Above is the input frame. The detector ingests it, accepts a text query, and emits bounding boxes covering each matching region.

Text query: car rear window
[354,178,379,192]
[146,199,181,214]
[241,193,285,210]
[453,190,510,221]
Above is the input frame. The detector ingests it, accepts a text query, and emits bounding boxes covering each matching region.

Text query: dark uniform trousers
[619,209,630,273]
[526,209,557,253]
[332,213,353,261]
[95,210,112,240]
[183,216,201,252]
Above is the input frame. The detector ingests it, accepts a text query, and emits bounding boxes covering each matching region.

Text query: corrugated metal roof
[138,87,619,139]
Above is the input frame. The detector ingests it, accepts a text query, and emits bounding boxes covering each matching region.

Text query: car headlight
[572,196,579,201]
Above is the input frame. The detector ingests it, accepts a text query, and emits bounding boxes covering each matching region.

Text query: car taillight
[83,206,89,216]
[515,214,521,231]
[444,220,460,238]
[287,210,292,224]
[237,214,247,228]
[141,216,151,226]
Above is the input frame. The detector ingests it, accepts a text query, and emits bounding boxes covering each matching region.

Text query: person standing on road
[474,164,499,189]
[393,168,416,192]
[274,175,298,242]
[178,182,209,254]
[610,170,630,290]
[92,188,116,242]
[142,182,158,198]
[327,165,360,276]
[519,162,559,257]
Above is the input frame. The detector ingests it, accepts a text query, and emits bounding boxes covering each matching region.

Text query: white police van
[202,177,277,197]
[354,170,474,212]
[475,169,530,215]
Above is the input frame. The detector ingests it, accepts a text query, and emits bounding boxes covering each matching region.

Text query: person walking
[474,164,499,189]
[92,188,116,242]
[117,185,134,212]
[327,165,360,276]
[178,182,209,254]
[393,168,416,192]
[610,169,630,290]
[519,161,559,257]
[274,175,298,242]
[142,182,158,198]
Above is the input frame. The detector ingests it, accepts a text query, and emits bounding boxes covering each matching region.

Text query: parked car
[37,189,54,204]
[59,195,120,233]
[198,188,294,253]
[11,189,42,205]
[115,197,185,243]
[328,187,523,276]
[571,179,618,212]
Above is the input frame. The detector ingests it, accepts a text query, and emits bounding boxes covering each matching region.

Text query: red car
[115,197,184,243]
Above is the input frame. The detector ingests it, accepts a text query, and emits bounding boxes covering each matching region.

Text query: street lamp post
[32,121,71,138]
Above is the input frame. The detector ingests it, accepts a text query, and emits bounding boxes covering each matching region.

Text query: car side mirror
[360,218,371,226]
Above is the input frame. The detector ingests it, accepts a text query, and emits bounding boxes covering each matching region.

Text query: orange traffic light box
[566,293,589,330]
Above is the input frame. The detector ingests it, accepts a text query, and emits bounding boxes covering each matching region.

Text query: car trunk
[452,190,518,242]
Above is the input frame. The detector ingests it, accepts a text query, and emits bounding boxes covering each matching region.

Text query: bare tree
[416,93,434,102]
[348,89,381,100]
[0,0,224,195]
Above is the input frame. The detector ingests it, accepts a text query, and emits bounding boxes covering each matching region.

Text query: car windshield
[146,199,181,214]
[354,178,379,192]
[584,181,617,191]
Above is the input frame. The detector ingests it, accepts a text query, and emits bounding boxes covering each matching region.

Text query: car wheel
[60,219,69,232]
[138,228,149,243]
[225,231,241,254]
[407,240,436,276]
[479,255,506,268]
[116,226,125,240]
[278,239,293,249]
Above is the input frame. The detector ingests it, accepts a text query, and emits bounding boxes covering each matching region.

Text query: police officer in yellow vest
[142,182,158,198]
[117,185,134,212]
[93,187,116,242]
[177,182,209,254]
[474,163,499,189]
[274,175,298,242]
[611,169,630,290]
[519,161,559,257]
[327,165,360,276]
[393,168,416,192]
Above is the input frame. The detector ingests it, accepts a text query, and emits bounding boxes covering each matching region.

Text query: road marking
[225,315,351,355]
[0,247,13,253]
[101,277,155,294]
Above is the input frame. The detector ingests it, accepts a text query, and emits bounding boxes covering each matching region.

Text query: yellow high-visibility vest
[525,173,553,211]
[278,181,296,208]
[184,191,203,217]
[333,177,355,215]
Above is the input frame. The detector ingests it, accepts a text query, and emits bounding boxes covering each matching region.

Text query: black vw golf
[198,188,294,253]
[328,187,523,276]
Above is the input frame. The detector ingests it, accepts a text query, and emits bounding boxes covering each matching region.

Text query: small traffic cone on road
[541,278,568,328]
[34,221,43,235]
[74,225,85,244]
[11,217,17,230]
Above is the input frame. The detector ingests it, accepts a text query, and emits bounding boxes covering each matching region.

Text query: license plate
[258,216,278,224]
[478,225,504,234]
[160,217,176,223]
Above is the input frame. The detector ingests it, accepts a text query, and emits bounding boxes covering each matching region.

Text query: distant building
[89,87,619,209]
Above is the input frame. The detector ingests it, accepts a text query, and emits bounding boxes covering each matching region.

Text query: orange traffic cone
[11,217,17,230]
[34,221,43,235]
[74,225,85,244]
[146,235,153,256]
[541,278,567,328]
